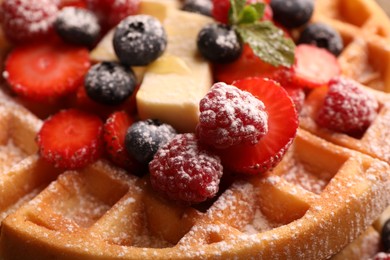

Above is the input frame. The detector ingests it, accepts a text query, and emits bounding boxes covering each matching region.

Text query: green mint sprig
[229,0,295,67]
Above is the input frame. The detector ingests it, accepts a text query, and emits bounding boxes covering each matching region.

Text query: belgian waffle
[0,0,389,259]
[0,101,389,259]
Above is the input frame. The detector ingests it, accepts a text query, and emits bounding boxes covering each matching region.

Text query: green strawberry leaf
[236,21,296,67]
[228,0,296,67]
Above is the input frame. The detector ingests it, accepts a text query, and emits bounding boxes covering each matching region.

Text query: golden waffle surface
[0,0,389,259]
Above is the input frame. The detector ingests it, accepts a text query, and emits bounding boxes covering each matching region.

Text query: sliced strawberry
[215,77,298,174]
[103,111,145,175]
[214,44,283,84]
[37,109,104,169]
[292,44,341,88]
[70,84,139,119]
[57,0,87,8]
[4,42,90,102]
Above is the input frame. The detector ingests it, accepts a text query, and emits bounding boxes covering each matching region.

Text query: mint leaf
[229,0,246,24]
[236,21,295,67]
[230,0,265,25]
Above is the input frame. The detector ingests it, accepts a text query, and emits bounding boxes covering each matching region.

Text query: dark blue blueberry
[182,0,212,16]
[125,119,177,164]
[382,218,390,252]
[270,0,314,29]
[84,62,136,106]
[54,7,100,47]
[113,15,167,66]
[298,22,344,56]
[197,23,242,63]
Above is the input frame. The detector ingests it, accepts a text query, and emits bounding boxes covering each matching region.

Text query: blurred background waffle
[312,0,390,92]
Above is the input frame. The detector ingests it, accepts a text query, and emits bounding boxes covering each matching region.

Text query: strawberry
[37,109,104,169]
[57,0,87,8]
[214,77,298,174]
[0,0,58,43]
[86,0,140,30]
[4,42,90,102]
[214,44,283,84]
[71,84,139,119]
[103,111,145,175]
[292,44,341,88]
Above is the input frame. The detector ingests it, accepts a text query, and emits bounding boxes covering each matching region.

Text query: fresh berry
[213,44,283,84]
[86,0,140,30]
[103,111,144,174]
[284,87,305,113]
[298,22,344,56]
[182,0,212,16]
[197,23,242,63]
[315,77,379,136]
[37,109,103,169]
[84,62,137,106]
[197,82,268,149]
[372,253,390,260]
[292,44,341,88]
[54,7,100,47]
[212,0,269,24]
[0,0,58,43]
[113,15,167,66]
[57,0,87,8]
[149,133,223,204]
[270,0,314,29]
[215,77,298,174]
[383,218,390,252]
[4,42,90,102]
[125,119,177,165]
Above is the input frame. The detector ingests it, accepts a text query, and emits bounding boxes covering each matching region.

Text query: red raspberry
[149,133,223,204]
[0,0,58,43]
[316,77,379,136]
[372,252,390,260]
[197,82,268,149]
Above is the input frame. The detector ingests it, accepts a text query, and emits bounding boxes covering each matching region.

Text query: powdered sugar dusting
[198,82,268,148]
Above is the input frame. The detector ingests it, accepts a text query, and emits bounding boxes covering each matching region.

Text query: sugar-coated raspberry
[197,82,268,149]
[316,77,379,136]
[149,133,223,204]
[1,0,58,43]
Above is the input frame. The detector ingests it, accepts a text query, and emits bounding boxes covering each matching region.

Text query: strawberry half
[103,111,145,175]
[292,44,341,88]
[37,109,103,169]
[4,42,90,102]
[214,44,283,84]
[215,77,298,174]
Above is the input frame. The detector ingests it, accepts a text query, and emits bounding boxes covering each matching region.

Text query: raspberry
[197,82,268,149]
[1,0,58,43]
[316,77,379,136]
[149,133,223,204]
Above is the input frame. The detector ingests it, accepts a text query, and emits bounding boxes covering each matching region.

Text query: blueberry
[84,62,136,106]
[270,0,314,29]
[54,7,100,47]
[125,119,177,164]
[197,23,242,63]
[113,15,167,66]
[182,0,212,16]
[298,22,344,56]
[382,218,390,252]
